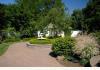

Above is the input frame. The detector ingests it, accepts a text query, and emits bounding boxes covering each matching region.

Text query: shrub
[52,37,75,56]
[74,35,98,55]
[92,31,100,45]
[80,44,100,66]
[2,32,20,43]
[3,37,20,43]
[47,36,61,39]
[81,44,99,59]
[80,58,89,66]
[47,36,55,39]
[1,27,21,43]
[2,27,15,38]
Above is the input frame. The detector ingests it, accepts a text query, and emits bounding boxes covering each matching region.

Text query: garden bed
[56,56,83,67]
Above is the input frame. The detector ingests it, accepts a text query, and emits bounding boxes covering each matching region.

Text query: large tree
[5,0,37,36]
[0,3,6,30]
[83,0,100,32]
[2,0,70,37]
[0,3,6,42]
[71,9,84,31]
[36,0,70,32]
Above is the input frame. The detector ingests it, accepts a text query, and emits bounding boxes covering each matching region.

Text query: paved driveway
[0,42,63,67]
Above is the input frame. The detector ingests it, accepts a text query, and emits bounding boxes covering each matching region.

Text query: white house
[37,23,65,38]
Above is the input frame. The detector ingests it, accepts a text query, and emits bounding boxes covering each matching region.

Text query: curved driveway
[0,42,63,67]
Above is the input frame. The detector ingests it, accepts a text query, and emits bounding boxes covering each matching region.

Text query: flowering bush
[80,44,100,66]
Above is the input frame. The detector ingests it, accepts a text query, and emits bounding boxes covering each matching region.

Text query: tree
[83,0,100,32]
[71,9,84,31]
[0,3,6,30]
[1,0,70,37]
[0,3,6,42]
[5,0,37,36]
[36,0,70,32]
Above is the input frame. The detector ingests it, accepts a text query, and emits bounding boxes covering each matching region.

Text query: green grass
[21,38,33,42]
[29,38,55,44]
[0,43,11,56]
[3,38,20,43]
[0,37,33,56]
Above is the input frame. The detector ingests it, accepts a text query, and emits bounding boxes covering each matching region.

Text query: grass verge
[29,38,55,44]
[0,42,11,56]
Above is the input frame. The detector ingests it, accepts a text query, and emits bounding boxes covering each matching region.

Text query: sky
[0,0,15,4]
[0,0,89,14]
[62,0,89,14]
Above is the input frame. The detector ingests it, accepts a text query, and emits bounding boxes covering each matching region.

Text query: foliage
[52,37,75,56]
[47,36,60,39]
[3,37,20,43]
[80,58,89,66]
[5,4,33,32]
[71,0,100,33]
[92,31,100,45]
[36,0,72,34]
[0,3,6,30]
[83,0,100,32]
[64,55,79,62]
[29,38,55,44]
[0,3,6,43]
[2,27,20,42]
[74,35,98,55]
[2,27,15,38]
[0,0,71,40]
[81,44,99,59]
[80,44,100,66]
[71,9,84,31]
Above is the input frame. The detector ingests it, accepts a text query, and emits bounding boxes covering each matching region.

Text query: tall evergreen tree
[83,0,100,32]
[0,3,6,30]
[71,9,84,31]
[0,3,6,42]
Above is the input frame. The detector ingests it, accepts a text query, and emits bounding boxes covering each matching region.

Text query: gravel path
[0,42,64,67]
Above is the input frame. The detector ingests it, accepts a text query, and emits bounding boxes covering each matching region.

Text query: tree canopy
[0,0,72,37]
[71,9,84,31]
[0,3,6,30]
[0,0,99,38]
[83,0,100,32]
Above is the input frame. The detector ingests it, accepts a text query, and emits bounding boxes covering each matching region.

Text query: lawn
[0,43,11,56]
[29,38,55,44]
